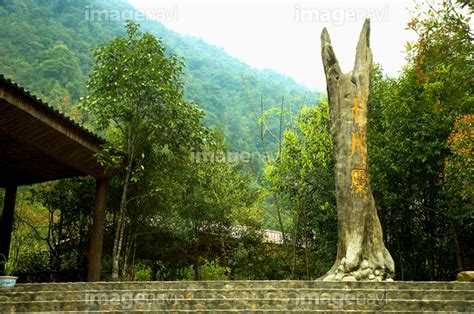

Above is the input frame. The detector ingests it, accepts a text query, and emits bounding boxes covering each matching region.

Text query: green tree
[366,0,472,280]
[441,114,473,271]
[180,128,259,280]
[264,101,337,279]
[407,0,473,272]
[81,20,205,280]
[29,178,95,277]
[368,65,472,280]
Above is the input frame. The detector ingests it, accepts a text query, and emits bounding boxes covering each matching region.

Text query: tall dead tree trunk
[320,19,394,281]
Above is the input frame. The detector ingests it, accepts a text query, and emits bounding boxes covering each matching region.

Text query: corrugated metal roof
[0,74,105,144]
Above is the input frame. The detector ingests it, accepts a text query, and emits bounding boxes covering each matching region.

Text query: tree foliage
[264,101,337,279]
[81,20,207,279]
[366,0,473,279]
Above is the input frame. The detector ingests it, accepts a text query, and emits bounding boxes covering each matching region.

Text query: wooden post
[0,185,17,275]
[87,179,107,282]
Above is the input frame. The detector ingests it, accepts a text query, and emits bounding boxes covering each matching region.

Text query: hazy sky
[127,0,418,90]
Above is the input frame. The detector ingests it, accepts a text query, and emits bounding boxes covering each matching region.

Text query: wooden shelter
[0,74,110,281]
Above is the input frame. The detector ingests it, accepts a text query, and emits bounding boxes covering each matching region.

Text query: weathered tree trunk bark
[320,19,394,281]
[111,167,130,281]
[121,225,132,280]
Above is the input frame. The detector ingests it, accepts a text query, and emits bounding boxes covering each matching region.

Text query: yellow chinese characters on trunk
[351,96,361,124]
[351,169,367,196]
[350,130,365,157]
[350,96,368,196]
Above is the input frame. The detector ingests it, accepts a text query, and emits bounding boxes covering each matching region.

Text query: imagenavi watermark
[295,4,389,26]
[296,291,388,309]
[85,292,178,310]
[191,151,254,165]
[84,290,388,310]
[190,150,277,165]
[85,5,178,23]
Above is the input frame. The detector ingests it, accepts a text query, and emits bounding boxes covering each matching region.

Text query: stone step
[1,298,473,312]
[1,281,472,312]
[8,280,474,292]
[17,311,451,314]
[1,288,472,302]
[48,311,457,314]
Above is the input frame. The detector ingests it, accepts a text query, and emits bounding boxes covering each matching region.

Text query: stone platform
[0,280,473,312]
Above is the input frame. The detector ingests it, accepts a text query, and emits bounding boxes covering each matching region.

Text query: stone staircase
[0,281,473,312]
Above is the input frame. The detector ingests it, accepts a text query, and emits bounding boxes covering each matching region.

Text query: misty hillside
[0,0,318,153]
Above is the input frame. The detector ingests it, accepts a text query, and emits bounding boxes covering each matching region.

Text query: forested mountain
[0,0,318,153]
